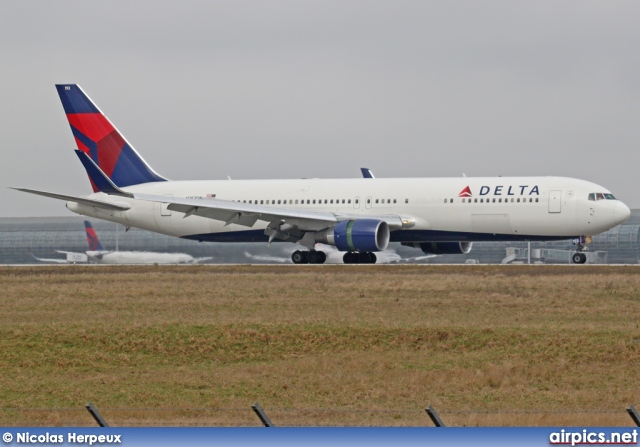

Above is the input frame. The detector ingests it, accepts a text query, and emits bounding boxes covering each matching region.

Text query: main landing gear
[291,250,327,264]
[343,252,377,264]
[290,250,378,264]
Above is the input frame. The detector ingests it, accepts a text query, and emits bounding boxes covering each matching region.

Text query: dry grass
[0,265,639,426]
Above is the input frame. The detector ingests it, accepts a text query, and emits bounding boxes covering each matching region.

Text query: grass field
[0,265,639,426]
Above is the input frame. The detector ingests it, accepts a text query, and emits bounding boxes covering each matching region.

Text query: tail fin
[84,221,106,251]
[56,84,167,190]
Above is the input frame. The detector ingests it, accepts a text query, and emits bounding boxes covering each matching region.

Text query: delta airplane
[12,85,631,264]
[34,220,210,264]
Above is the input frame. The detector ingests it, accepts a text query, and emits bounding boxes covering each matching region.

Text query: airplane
[33,220,211,264]
[12,84,631,265]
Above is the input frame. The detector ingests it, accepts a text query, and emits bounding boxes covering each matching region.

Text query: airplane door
[548,190,561,213]
[160,194,173,216]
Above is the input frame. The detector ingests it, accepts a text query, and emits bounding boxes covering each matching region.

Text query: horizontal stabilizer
[9,187,131,211]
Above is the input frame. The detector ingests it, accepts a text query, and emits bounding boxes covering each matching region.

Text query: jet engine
[315,219,390,252]
[418,242,473,255]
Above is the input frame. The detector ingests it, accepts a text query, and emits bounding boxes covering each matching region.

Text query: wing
[10,187,131,211]
[132,193,408,246]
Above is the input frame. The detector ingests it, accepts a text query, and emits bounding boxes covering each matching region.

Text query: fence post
[425,405,446,427]
[252,402,275,427]
[627,405,640,427]
[85,402,109,427]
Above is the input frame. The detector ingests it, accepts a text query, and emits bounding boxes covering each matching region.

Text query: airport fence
[1,403,639,427]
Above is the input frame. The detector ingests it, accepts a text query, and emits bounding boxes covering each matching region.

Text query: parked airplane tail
[84,220,106,251]
[55,84,167,190]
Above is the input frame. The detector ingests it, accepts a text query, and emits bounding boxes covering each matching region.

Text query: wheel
[369,252,377,264]
[343,252,355,264]
[308,250,323,264]
[292,250,308,264]
[316,251,327,264]
[571,252,587,264]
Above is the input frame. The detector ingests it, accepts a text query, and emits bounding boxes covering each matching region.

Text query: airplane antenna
[462,173,467,177]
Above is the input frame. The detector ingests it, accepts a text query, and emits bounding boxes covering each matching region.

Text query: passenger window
[444,198,447,203]
[474,199,477,203]
[393,199,397,204]
[498,198,502,203]
[492,198,496,203]
[462,198,465,203]
[375,199,379,204]
[405,199,409,203]
[535,198,538,202]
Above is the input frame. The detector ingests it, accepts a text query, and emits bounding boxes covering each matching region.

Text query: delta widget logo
[458,186,472,197]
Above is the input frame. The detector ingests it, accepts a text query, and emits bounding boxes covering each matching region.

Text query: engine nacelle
[315,219,390,252]
[418,242,473,255]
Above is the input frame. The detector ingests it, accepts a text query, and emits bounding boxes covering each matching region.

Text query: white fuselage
[66,176,630,244]
[85,250,196,264]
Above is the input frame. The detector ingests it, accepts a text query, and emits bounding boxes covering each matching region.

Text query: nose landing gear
[571,252,587,264]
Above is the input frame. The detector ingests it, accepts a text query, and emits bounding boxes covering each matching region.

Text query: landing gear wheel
[307,250,327,264]
[292,250,308,264]
[343,252,355,264]
[342,252,377,264]
[571,252,587,264]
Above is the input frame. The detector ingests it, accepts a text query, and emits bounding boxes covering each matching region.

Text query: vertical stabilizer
[84,221,106,251]
[56,84,167,190]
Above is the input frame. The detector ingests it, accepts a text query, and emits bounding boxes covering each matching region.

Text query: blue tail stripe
[70,126,99,161]
[110,144,167,187]
[56,85,100,114]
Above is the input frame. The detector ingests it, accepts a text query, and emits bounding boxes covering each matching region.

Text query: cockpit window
[589,192,617,201]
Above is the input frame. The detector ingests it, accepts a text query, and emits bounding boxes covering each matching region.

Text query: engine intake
[419,242,472,255]
[315,219,390,252]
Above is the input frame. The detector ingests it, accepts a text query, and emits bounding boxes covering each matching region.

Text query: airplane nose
[614,202,631,225]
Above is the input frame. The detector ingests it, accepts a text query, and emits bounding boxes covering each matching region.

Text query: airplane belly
[470,214,514,234]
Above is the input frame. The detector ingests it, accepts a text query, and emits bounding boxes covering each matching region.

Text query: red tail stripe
[67,113,115,142]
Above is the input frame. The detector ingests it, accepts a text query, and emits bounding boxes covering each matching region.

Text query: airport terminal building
[1,211,639,264]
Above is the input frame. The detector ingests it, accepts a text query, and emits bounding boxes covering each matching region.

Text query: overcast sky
[2,1,639,217]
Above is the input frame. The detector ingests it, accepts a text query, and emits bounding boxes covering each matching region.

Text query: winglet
[360,168,375,179]
[74,150,133,197]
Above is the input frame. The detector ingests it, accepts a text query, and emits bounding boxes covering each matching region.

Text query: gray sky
[2,1,639,217]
